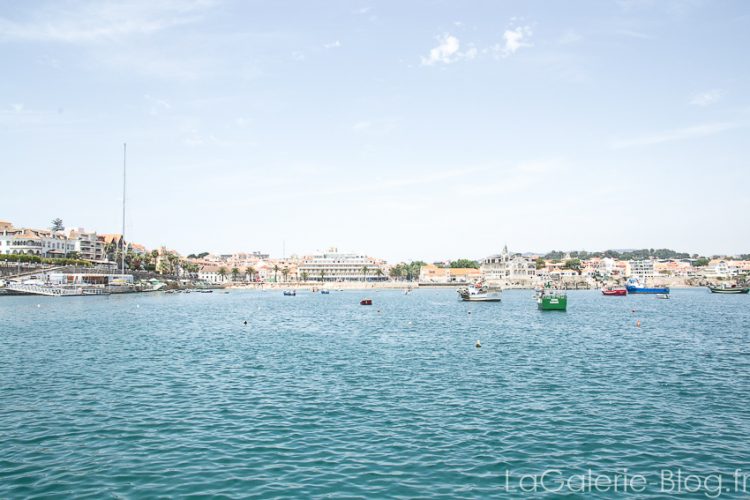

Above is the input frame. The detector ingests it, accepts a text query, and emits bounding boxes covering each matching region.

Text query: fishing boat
[602,286,627,296]
[625,277,670,294]
[360,298,372,305]
[456,281,501,302]
[537,289,567,311]
[320,290,330,294]
[283,290,296,296]
[708,284,749,294]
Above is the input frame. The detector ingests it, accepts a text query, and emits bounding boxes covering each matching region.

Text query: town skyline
[2,217,748,265]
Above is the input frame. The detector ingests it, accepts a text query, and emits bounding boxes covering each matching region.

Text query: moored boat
[537,290,567,311]
[360,298,372,305]
[457,281,501,302]
[656,293,670,299]
[625,277,670,294]
[283,290,296,296]
[708,285,749,294]
[602,287,627,296]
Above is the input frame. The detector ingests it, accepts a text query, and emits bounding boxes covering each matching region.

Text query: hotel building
[297,248,387,281]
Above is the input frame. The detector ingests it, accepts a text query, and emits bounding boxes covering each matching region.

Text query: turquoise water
[2,289,750,498]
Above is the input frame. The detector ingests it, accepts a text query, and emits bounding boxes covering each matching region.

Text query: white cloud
[611,122,739,148]
[421,34,462,65]
[495,25,533,57]
[690,89,723,107]
[323,40,341,49]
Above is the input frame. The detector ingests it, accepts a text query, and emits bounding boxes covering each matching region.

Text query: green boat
[537,291,568,311]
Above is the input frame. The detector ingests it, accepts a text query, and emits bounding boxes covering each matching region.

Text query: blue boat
[625,277,670,294]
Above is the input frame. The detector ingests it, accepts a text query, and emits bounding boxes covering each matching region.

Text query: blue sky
[1,0,748,261]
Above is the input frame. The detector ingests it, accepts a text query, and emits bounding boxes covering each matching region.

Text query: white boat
[457,282,502,302]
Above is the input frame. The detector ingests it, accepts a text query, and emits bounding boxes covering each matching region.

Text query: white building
[198,265,232,284]
[297,248,387,281]
[67,228,105,261]
[704,261,738,279]
[629,259,655,279]
[0,223,75,258]
[480,245,536,285]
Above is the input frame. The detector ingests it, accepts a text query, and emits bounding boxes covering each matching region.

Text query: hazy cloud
[0,1,216,43]
[611,122,739,148]
[690,89,723,107]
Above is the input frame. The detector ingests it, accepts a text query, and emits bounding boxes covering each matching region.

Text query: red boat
[360,298,373,305]
[602,288,627,296]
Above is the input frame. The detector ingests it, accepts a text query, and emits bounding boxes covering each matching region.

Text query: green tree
[245,266,256,282]
[361,265,369,282]
[231,267,240,281]
[374,268,384,280]
[51,218,64,231]
[273,264,280,282]
[281,267,289,282]
[563,258,581,271]
[694,257,710,267]
[301,271,309,282]
[535,257,546,270]
[450,259,479,269]
[218,267,228,281]
[390,265,403,279]
[319,270,325,282]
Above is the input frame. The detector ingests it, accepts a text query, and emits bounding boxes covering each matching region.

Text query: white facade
[298,248,387,281]
[0,227,75,258]
[68,229,105,261]
[480,245,536,284]
[629,259,655,278]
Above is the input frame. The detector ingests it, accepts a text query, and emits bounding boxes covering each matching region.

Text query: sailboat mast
[122,143,126,276]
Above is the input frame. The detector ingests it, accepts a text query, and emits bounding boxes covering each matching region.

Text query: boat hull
[626,286,670,294]
[602,289,627,296]
[461,296,502,302]
[538,296,567,311]
[708,287,749,294]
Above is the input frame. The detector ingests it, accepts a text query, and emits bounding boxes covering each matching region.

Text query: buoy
[475,340,481,348]
[243,320,247,325]
[468,311,472,315]
[37,304,41,308]
[636,320,641,328]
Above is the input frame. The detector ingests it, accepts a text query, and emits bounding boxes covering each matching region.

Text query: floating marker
[636,320,641,328]
[476,340,481,348]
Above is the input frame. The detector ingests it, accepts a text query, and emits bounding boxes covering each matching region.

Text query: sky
[1,0,749,262]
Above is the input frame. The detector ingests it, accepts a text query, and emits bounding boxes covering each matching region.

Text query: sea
[2,288,749,498]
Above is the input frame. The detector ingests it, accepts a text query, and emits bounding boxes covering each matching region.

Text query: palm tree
[231,267,240,281]
[273,264,280,283]
[281,267,289,282]
[301,271,309,282]
[361,265,369,282]
[218,267,228,282]
[319,270,325,282]
[374,268,384,281]
[245,266,256,282]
